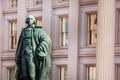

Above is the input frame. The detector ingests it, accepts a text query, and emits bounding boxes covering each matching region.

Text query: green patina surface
[15,15,51,80]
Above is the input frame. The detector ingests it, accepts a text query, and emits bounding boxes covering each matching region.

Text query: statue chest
[23,28,33,46]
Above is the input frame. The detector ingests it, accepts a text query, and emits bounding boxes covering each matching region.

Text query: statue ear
[25,18,29,24]
[26,20,28,24]
[34,20,36,25]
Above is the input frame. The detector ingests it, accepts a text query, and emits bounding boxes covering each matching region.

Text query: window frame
[58,15,68,48]
[85,64,96,80]
[8,20,17,50]
[9,0,17,8]
[35,17,42,27]
[116,10,120,45]
[59,0,69,3]
[33,0,42,6]
[86,12,97,46]
[116,64,120,80]
[57,65,67,80]
[7,66,16,80]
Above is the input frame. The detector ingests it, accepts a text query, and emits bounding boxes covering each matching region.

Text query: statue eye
[31,18,33,20]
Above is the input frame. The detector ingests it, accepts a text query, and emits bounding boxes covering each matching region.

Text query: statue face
[26,15,35,26]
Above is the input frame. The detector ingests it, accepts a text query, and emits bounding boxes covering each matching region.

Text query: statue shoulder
[20,28,26,34]
[35,26,42,28]
[34,26,44,33]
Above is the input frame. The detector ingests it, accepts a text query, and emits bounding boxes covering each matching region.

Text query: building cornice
[53,3,69,9]
[27,6,42,12]
[1,57,15,61]
[80,1,98,6]
[52,54,68,58]
[2,9,17,14]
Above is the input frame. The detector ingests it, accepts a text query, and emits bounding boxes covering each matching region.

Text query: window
[58,66,67,80]
[36,17,42,27]
[117,65,120,80]
[86,65,96,80]
[59,0,69,3]
[9,0,17,8]
[8,67,16,80]
[9,20,17,49]
[33,0,42,6]
[115,10,120,45]
[87,13,97,45]
[59,16,68,47]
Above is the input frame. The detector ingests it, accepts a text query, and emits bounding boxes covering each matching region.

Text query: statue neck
[27,24,35,28]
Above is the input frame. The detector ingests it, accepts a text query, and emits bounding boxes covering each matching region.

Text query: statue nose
[27,20,30,22]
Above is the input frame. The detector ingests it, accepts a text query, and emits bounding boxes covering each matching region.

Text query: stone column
[68,0,80,80]
[96,0,115,80]
[0,0,2,79]
[42,0,52,36]
[17,0,27,38]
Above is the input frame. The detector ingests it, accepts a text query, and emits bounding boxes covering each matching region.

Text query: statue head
[26,15,36,26]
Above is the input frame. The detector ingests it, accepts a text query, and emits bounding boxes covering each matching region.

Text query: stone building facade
[0,0,119,80]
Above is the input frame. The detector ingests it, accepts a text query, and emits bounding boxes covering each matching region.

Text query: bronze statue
[15,15,51,80]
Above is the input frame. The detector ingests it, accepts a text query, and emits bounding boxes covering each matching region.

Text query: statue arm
[36,30,51,59]
[15,29,24,64]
